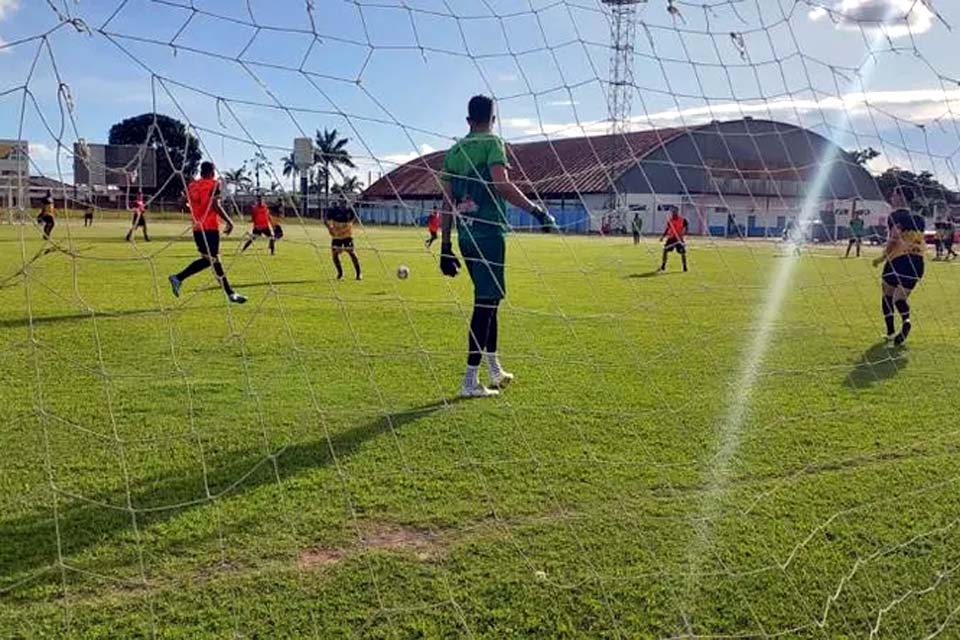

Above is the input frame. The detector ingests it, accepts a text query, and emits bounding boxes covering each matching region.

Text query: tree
[108,113,201,199]
[850,147,880,166]
[875,167,959,214]
[331,176,363,198]
[222,167,252,195]
[282,152,298,192]
[247,152,269,192]
[314,128,355,202]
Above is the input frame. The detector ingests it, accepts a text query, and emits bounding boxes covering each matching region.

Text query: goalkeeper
[439,94,558,398]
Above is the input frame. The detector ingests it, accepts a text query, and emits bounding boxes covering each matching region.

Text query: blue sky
[2,0,959,190]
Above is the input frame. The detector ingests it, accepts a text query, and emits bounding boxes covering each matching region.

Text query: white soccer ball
[397,265,410,280]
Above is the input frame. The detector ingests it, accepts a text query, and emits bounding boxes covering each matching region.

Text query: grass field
[2,217,960,638]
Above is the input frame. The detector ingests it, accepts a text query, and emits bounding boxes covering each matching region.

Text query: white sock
[463,365,480,387]
[485,353,502,378]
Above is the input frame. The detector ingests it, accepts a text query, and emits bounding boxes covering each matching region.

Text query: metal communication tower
[603,0,643,134]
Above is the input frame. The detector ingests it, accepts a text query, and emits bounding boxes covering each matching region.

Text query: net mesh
[2,0,960,637]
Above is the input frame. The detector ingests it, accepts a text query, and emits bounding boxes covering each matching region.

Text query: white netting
[2,1,960,637]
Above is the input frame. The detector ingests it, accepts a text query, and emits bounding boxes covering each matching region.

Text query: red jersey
[251,203,270,229]
[665,215,687,240]
[187,178,221,231]
[133,199,145,216]
[427,211,441,233]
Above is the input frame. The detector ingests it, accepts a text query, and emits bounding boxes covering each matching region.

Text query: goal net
[2,1,960,637]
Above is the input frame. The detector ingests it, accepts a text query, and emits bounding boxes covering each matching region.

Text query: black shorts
[37,213,54,227]
[252,226,273,238]
[428,230,438,240]
[193,229,221,257]
[882,255,924,290]
[848,236,861,244]
[131,214,146,227]
[332,237,354,249]
[272,225,284,239]
[84,212,94,219]
[664,238,686,253]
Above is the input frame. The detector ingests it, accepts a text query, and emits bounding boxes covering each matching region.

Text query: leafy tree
[850,147,880,166]
[332,175,363,197]
[314,128,355,201]
[108,113,201,198]
[875,167,959,214]
[222,167,252,194]
[281,152,298,192]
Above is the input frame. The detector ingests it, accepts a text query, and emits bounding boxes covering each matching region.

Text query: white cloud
[546,99,579,107]
[500,117,538,129]
[0,0,19,21]
[807,0,936,38]
[381,143,436,167]
[0,0,20,49]
[508,88,960,138]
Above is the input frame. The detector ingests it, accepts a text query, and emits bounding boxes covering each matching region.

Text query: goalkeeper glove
[440,243,461,277]
[531,206,559,233]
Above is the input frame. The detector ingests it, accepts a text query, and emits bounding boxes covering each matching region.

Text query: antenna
[602,0,644,134]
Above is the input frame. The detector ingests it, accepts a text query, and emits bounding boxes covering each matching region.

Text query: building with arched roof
[362,118,888,238]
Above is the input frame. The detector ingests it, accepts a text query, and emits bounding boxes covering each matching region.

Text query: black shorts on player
[664,239,686,254]
[332,237,354,249]
[882,255,924,291]
[251,226,273,238]
[194,229,221,257]
[272,224,284,239]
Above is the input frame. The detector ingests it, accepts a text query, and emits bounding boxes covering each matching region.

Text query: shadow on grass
[844,341,908,389]
[626,269,673,279]
[0,398,460,591]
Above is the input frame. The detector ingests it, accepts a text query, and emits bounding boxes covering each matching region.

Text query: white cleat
[491,371,514,389]
[460,382,499,398]
[228,292,248,304]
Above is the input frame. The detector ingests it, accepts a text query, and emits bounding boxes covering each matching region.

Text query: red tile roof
[363,128,684,200]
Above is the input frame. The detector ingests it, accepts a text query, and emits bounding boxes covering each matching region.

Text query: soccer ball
[397,265,410,279]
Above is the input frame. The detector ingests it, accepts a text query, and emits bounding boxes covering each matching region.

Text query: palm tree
[281,152,298,192]
[314,128,355,203]
[222,167,252,195]
[247,152,269,192]
[332,175,363,197]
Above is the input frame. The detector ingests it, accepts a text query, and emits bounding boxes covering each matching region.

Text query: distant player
[659,206,688,272]
[240,195,275,255]
[844,211,864,258]
[933,217,945,260]
[440,94,558,398]
[83,202,94,227]
[631,213,642,245]
[167,161,247,304]
[36,190,55,240]
[324,199,362,280]
[125,192,150,242]
[873,186,925,346]
[425,209,441,248]
[943,218,957,260]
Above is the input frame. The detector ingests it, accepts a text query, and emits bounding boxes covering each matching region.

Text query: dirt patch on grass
[298,523,443,571]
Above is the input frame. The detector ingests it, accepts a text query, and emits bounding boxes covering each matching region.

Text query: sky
[1,0,959,191]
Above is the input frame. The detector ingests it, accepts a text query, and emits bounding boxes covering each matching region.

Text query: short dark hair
[200,161,215,178]
[468,95,494,124]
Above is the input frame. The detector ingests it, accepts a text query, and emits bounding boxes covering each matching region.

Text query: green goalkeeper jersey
[850,217,865,238]
[441,132,509,238]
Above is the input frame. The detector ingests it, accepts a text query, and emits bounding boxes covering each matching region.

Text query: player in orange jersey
[168,161,246,304]
[240,195,275,255]
[659,206,689,272]
[425,209,441,248]
[125,191,150,242]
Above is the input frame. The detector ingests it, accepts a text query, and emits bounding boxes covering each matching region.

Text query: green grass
[2,219,960,638]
